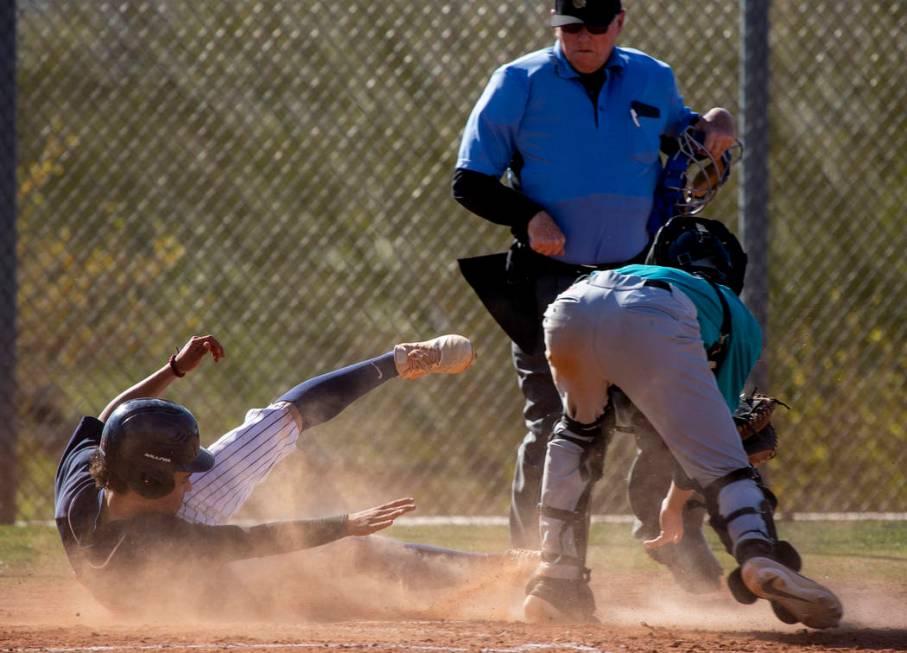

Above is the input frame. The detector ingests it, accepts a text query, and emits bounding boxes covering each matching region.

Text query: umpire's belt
[458,242,650,354]
[520,246,636,278]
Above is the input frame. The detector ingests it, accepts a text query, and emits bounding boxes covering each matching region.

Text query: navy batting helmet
[645,217,748,295]
[100,398,214,499]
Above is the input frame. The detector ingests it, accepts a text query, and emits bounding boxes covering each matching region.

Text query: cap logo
[143,452,172,463]
[573,0,587,7]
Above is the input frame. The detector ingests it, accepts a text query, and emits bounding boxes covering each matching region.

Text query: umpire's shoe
[741,556,843,629]
[646,528,723,594]
[395,335,476,380]
[523,575,598,624]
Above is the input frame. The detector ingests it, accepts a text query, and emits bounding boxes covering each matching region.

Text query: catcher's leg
[626,412,674,540]
[609,286,841,629]
[626,407,722,593]
[523,282,609,623]
[704,469,842,629]
[509,271,581,550]
[510,339,564,550]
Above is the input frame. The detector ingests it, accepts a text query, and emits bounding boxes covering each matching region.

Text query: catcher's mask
[666,126,743,216]
[646,217,748,295]
[100,398,213,499]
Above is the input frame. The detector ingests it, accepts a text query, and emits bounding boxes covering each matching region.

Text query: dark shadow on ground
[752,627,907,651]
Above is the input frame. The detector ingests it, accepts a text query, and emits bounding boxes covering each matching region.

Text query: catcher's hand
[734,392,789,465]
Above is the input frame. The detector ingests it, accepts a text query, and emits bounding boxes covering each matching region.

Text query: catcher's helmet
[646,217,748,295]
[665,126,743,216]
[100,398,214,499]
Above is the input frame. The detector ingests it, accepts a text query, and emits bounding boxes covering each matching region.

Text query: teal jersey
[615,264,763,411]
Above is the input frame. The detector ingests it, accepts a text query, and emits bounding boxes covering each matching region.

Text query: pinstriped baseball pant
[179,351,398,525]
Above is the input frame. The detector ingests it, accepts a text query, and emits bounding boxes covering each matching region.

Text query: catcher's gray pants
[510,269,582,549]
[538,271,770,578]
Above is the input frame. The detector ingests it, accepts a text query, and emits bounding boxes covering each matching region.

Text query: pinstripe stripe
[200,425,298,522]
[207,440,298,523]
[187,409,295,506]
[212,427,297,507]
[196,408,287,479]
[186,435,297,525]
[195,419,295,504]
[186,408,291,502]
[180,407,298,519]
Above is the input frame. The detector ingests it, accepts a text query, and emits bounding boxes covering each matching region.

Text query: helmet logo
[143,452,172,463]
[573,0,586,8]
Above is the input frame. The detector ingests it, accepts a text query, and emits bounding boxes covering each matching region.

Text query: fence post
[740,0,770,391]
[0,0,18,524]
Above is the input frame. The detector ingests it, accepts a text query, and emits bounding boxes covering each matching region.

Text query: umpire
[452,0,737,550]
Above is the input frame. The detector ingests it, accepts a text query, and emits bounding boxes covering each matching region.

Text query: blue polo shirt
[616,264,763,411]
[457,42,696,265]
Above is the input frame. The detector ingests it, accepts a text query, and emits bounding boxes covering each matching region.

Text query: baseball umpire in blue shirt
[453,0,737,586]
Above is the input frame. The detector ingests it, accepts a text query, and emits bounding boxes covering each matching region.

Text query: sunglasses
[560,21,613,35]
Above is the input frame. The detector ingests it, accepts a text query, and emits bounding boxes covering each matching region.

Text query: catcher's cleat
[522,576,598,624]
[394,334,476,380]
[741,556,843,629]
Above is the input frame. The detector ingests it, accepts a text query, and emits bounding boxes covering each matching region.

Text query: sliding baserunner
[55,333,485,615]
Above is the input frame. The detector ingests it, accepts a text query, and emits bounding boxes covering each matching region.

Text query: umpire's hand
[345,497,416,536]
[527,210,566,257]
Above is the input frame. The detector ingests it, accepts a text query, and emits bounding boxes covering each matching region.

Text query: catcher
[523,217,843,629]
[53,333,504,616]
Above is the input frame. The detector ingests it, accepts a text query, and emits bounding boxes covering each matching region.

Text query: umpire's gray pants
[538,271,763,577]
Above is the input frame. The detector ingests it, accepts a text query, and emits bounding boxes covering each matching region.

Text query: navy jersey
[54,418,346,613]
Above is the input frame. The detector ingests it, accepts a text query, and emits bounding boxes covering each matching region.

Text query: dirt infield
[3,565,906,653]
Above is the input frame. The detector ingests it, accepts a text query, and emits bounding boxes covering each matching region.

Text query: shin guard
[704,467,802,605]
[537,415,607,578]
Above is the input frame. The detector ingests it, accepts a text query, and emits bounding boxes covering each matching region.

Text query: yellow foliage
[17,126,187,371]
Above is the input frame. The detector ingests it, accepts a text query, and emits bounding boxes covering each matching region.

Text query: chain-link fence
[4,0,905,521]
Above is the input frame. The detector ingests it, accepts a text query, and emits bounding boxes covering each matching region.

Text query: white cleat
[742,556,843,629]
[394,334,476,380]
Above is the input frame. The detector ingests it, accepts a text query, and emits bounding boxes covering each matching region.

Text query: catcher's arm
[643,481,696,550]
[734,391,789,465]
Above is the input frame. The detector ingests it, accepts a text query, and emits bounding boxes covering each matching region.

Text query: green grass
[0,524,69,576]
[387,520,907,583]
[3,521,906,583]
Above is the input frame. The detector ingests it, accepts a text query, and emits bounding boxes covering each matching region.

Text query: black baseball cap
[551,0,622,28]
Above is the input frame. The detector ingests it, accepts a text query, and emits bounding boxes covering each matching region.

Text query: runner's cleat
[394,335,476,380]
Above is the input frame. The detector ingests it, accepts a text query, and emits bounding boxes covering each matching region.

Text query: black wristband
[168,354,185,378]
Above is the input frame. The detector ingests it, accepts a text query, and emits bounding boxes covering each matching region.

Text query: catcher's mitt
[733,392,789,464]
